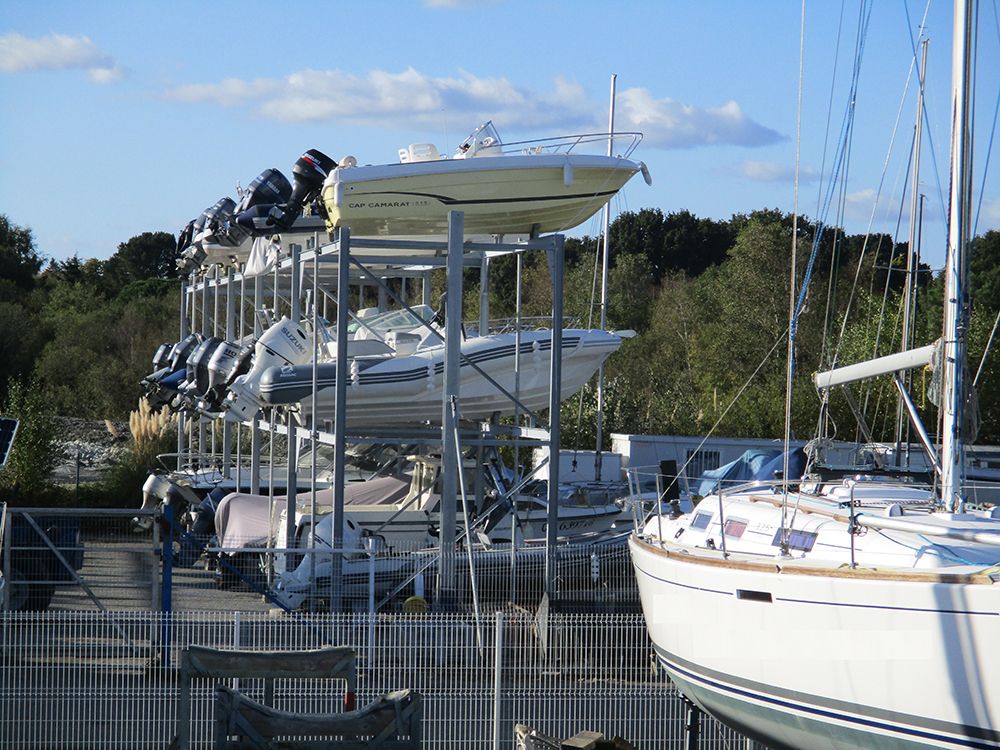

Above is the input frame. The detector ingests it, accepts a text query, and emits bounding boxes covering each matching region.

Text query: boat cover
[215,474,412,551]
[692,448,806,498]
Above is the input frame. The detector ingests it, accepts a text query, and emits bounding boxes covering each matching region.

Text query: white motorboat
[320,122,651,237]
[173,122,649,273]
[216,453,623,555]
[629,3,1000,749]
[223,316,625,427]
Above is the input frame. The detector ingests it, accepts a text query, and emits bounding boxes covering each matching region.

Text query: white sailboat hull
[630,533,1000,750]
[321,153,641,237]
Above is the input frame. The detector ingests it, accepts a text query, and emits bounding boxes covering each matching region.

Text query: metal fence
[0,610,749,749]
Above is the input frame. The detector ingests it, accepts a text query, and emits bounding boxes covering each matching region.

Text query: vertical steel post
[439,211,464,607]
[545,235,564,602]
[223,268,235,480]
[251,274,264,496]
[285,245,301,557]
[331,229,351,612]
[479,253,490,336]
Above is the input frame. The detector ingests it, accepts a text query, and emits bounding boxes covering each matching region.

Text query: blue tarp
[693,448,807,497]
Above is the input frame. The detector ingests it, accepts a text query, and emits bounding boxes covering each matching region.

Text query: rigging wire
[783,0,808,536]
[971,0,1000,386]
[792,0,875,390]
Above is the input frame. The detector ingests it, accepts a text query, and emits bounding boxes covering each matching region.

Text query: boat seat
[398,143,441,163]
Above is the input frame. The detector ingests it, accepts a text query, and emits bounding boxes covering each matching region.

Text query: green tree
[0,215,44,296]
[0,378,58,502]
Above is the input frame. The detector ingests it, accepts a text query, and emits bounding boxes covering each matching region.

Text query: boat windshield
[456,122,503,157]
[348,305,434,337]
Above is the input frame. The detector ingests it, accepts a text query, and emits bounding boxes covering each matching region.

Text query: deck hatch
[771,528,818,552]
[690,511,714,531]
[724,517,748,539]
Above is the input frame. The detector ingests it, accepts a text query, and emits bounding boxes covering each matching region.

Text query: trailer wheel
[8,563,55,612]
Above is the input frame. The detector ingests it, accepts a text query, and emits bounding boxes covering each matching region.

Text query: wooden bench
[174,645,358,750]
[214,685,422,750]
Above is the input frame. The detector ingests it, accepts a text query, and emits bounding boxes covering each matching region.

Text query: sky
[1,0,998,273]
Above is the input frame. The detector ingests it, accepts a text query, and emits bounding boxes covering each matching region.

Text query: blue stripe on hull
[654,646,1000,750]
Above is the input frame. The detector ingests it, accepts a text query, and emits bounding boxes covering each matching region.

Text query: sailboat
[629,3,1000,749]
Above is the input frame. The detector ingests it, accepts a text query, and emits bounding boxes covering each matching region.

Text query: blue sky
[1,0,998,272]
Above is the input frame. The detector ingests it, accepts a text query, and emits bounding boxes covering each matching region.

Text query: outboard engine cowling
[200,197,242,247]
[199,339,242,415]
[151,342,173,372]
[232,168,293,234]
[169,333,205,373]
[223,316,313,422]
[184,337,226,399]
[234,151,337,232]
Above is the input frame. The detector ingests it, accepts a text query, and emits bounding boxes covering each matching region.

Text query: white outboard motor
[132,473,201,531]
[270,512,365,610]
[223,317,313,422]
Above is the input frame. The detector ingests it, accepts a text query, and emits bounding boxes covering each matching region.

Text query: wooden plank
[635,536,998,584]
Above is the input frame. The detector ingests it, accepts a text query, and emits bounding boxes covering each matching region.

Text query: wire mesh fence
[0,610,749,749]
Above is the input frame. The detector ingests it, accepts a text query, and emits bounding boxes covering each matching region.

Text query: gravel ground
[51,417,131,483]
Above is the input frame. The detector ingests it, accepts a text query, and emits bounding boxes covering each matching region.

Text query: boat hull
[321,154,640,237]
[259,329,622,427]
[629,535,1000,750]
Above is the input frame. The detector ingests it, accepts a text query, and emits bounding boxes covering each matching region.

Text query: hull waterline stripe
[654,646,1000,749]
[630,547,1000,749]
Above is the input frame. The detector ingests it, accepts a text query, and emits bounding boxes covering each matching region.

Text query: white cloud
[163,68,598,131]
[0,32,126,82]
[742,160,819,184]
[617,87,785,149]
[160,67,786,152]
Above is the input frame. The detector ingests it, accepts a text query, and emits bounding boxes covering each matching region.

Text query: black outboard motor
[176,219,196,256]
[169,333,205,374]
[232,168,293,234]
[283,149,338,226]
[202,197,239,246]
[141,341,182,404]
[183,337,226,400]
[175,485,230,569]
[151,342,173,372]
[224,340,256,387]
[234,150,337,232]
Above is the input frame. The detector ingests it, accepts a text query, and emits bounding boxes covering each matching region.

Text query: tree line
[2,208,1000,463]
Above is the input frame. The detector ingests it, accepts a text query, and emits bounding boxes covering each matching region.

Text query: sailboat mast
[941,0,976,510]
[895,39,929,465]
[595,74,616,474]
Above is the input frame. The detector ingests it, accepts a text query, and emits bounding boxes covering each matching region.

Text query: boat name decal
[349,201,418,209]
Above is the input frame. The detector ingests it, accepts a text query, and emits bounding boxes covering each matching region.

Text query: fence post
[160,504,173,668]
[492,613,503,750]
[152,514,161,612]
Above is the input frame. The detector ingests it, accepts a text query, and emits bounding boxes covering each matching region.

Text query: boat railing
[624,465,691,530]
[464,316,581,336]
[500,132,643,160]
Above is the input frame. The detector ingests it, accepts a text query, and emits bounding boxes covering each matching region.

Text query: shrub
[0,377,59,504]
[100,398,178,508]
